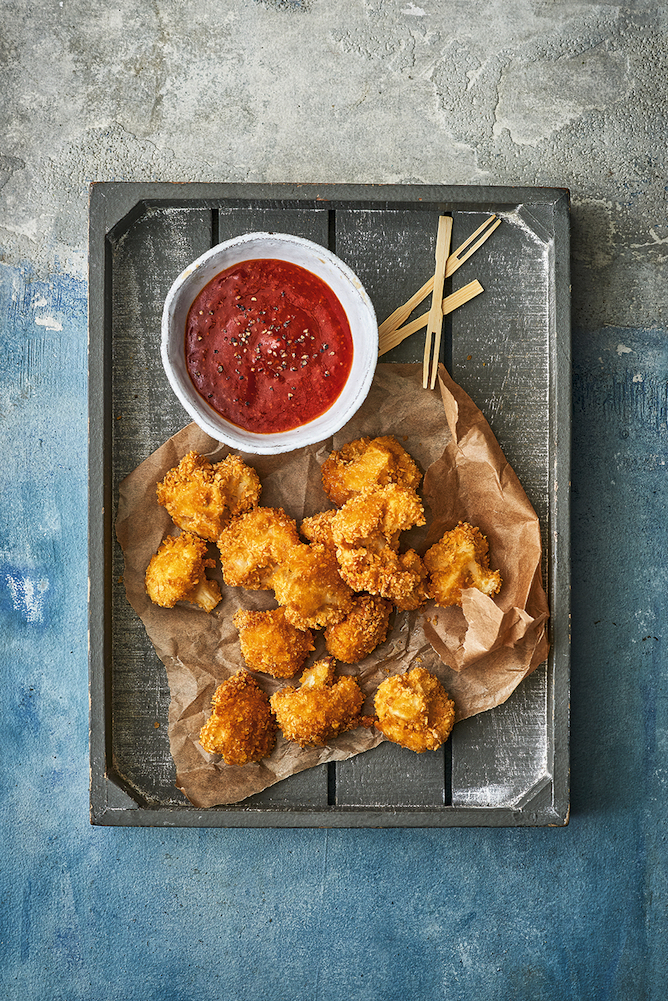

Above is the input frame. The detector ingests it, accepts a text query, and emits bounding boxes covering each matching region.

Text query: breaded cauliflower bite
[217,506,300,590]
[233,607,315,678]
[145,532,222,612]
[272,543,354,630]
[156,451,261,541]
[198,671,276,765]
[327,484,429,608]
[300,508,337,548]
[389,549,432,611]
[424,521,502,608]
[269,658,370,748]
[374,666,455,752]
[324,593,393,663]
[335,545,431,610]
[321,435,422,507]
[330,483,426,549]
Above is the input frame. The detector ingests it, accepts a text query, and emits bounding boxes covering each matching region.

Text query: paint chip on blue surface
[35,316,63,331]
[5,572,50,623]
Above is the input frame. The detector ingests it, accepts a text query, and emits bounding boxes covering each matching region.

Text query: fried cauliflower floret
[327,485,429,607]
[145,532,222,612]
[330,483,425,549]
[233,607,315,679]
[424,521,502,608]
[272,543,354,630]
[156,451,261,541]
[217,507,300,590]
[324,594,393,663]
[198,671,277,765]
[335,545,430,609]
[269,658,370,748]
[321,435,422,507]
[374,666,455,752]
[300,509,337,548]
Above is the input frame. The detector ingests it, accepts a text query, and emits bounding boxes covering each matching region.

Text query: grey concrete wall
[3,2,666,332]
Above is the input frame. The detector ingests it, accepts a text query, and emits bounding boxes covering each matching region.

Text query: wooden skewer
[378,275,434,342]
[427,216,454,389]
[377,214,500,344]
[378,280,484,355]
[423,216,452,388]
[447,214,500,274]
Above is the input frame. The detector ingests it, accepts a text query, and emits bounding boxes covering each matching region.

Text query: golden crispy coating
[388,549,431,611]
[217,507,300,590]
[424,521,502,608]
[300,508,337,548]
[330,483,425,549]
[321,435,422,507]
[335,545,430,609]
[374,666,455,752]
[327,485,428,607]
[198,670,277,765]
[233,607,315,679]
[156,451,261,541]
[269,658,370,748]
[272,543,354,630]
[145,532,222,612]
[324,594,393,663]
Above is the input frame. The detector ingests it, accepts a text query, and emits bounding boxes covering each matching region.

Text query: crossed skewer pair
[377,213,501,389]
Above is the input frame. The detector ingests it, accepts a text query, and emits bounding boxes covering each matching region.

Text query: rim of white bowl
[161,232,378,455]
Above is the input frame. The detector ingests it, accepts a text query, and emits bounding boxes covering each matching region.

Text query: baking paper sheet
[116,363,549,807]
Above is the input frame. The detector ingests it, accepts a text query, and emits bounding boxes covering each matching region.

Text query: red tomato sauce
[185,258,354,434]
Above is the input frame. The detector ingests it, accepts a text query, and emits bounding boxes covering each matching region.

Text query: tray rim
[88,181,571,828]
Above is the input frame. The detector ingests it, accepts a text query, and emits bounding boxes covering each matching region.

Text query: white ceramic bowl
[161,232,378,454]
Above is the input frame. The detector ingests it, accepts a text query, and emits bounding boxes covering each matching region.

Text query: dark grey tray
[88,182,570,827]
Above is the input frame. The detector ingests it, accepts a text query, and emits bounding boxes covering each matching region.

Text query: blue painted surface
[1,263,667,999]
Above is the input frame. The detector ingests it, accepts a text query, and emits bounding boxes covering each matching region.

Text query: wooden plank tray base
[88,182,570,827]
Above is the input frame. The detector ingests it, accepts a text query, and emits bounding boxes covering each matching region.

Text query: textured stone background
[1,2,667,998]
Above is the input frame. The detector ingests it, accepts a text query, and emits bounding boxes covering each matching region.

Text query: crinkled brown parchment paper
[115,363,549,807]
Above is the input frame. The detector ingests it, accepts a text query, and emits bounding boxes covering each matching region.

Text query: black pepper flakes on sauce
[185,259,353,434]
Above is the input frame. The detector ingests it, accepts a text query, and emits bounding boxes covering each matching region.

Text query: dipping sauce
[185,259,354,434]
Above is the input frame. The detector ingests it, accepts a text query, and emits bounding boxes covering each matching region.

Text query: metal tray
[88,182,570,827]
